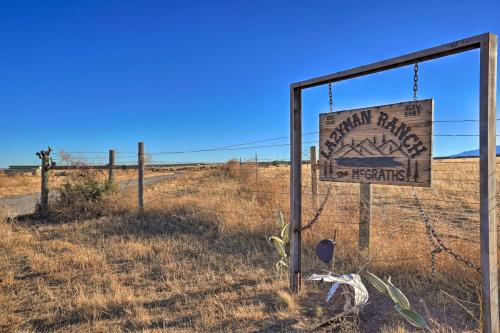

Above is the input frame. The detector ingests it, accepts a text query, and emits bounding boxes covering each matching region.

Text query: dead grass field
[0,169,172,198]
[0,158,497,332]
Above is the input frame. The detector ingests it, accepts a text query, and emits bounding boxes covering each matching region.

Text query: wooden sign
[319,99,433,187]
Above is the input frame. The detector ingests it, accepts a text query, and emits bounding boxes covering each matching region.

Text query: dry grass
[0,173,40,197]
[0,158,495,332]
[0,169,173,198]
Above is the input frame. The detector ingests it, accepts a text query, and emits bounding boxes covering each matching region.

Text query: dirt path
[0,174,178,216]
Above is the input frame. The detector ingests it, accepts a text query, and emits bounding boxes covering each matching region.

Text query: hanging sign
[319,99,433,187]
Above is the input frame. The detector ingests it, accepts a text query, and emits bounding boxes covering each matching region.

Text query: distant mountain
[451,146,500,157]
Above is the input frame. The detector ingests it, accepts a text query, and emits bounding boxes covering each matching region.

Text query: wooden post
[138,142,144,213]
[108,149,115,184]
[479,33,499,333]
[310,146,318,210]
[359,183,371,252]
[289,86,302,293]
[255,154,258,183]
[40,154,49,215]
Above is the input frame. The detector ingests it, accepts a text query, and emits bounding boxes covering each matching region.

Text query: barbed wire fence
[34,117,500,278]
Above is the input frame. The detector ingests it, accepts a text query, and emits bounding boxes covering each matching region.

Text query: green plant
[308,271,429,330]
[364,272,429,330]
[47,170,116,221]
[269,210,290,271]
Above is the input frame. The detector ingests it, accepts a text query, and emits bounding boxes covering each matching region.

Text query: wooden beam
[108,149,115,184]
[138,142,145,213]
[289,86,302,293]
[479,33,499,333]
[40,155,49,216]
[359,183,371,252]
[292,33,488,90]
[310,146,318,210]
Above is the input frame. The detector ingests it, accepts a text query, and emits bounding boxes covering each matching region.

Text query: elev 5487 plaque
[319,99,433,187]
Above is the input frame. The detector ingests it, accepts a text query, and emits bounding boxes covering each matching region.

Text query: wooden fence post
[108,149,115,184]
[289,86,302,293]
[40,154,50,215]
[255,154,258,183]
[310,146,318,210]
[138,142,144,213]
[359,183,371,252]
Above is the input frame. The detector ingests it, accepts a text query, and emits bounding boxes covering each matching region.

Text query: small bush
[47,170,116,222]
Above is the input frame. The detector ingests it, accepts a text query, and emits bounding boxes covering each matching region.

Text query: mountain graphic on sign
[333,137,410,168]
[377,139,405,156]
[333,143,357,156]
[356,138,383,155]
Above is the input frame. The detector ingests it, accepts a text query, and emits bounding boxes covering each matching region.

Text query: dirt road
[0,174,177,216]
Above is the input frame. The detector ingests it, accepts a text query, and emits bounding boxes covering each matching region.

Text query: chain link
[328,82,333,112]
[298,186,331,232]
[413,63,419,101]
[412,188,481,274]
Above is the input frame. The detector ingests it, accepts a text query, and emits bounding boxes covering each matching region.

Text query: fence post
[479,33,499,333]
[289,86,302,293]
[108,149,115,184]
[138,142,144,213]
[40,153,50,216]
[255,154,258,183]
[310,146,318,210]
[359,183,371,252]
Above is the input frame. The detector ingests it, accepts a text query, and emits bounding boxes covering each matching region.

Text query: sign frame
[288,33,498,333]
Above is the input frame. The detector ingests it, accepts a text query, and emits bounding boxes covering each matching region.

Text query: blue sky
[1,0,499,167]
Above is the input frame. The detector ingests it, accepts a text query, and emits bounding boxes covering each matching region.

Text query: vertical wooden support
[359,183,371,252]
[40,154,49,215]
[479,33,499,333]
[108,149,115,184]
[255,154,258,183]
[138,142,145,213]
[310,146,318,210]
[289,86,302,293]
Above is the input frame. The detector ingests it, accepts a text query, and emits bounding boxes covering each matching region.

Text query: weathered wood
[138,142,145,213]
[292,34,488,90]
[255,154,258,183]
[289,86,302,293]
[479,34,499,333]
[290,34,498,318]
[108,149,115,184]
[40,155,49,215]
[319,99,433,187]
[310,146,318,209]
[359,183,371,252]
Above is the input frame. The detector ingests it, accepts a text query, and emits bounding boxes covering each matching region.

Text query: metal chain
[413,63,419,101]
[298,186,331,232]
[328,82,333,112]
[412,188,481,274]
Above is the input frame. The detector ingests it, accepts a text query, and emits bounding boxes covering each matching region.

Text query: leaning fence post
[138,142,144,213]
[108,149,115,184]
[359,183,371,252]
[310,146,318,210]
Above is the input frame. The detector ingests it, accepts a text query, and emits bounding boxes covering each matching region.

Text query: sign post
[289,34,498,332]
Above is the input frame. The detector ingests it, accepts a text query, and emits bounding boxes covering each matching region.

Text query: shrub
[46,170,116,222]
